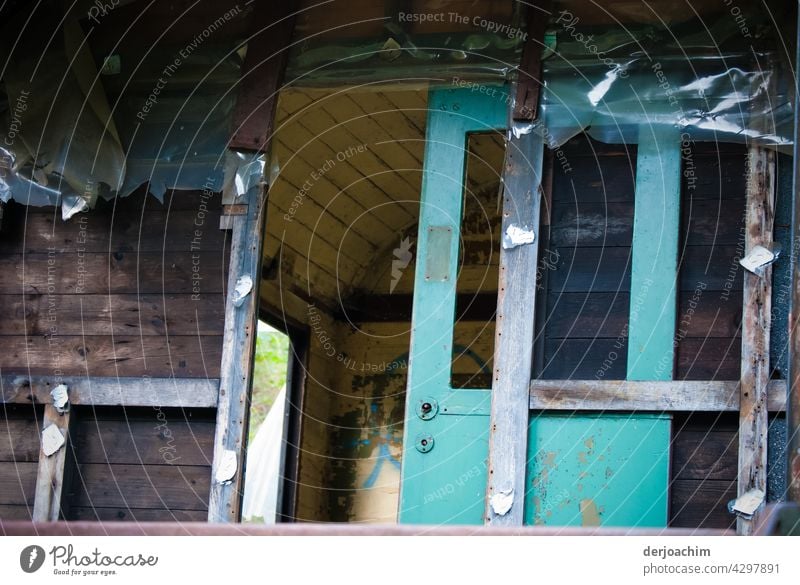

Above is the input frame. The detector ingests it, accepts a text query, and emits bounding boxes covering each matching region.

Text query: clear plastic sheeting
[284,0,793,150]
[538,53,792,150]
[223,150,267,199]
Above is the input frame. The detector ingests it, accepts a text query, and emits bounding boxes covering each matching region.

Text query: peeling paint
[231,274,253,307]
[579,498,601,526]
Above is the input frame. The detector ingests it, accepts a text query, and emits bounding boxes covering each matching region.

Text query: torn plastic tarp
[284,3,792,150]
[223,150,267,199]
[1,2,793,218]
[0,14,125,218]
[537,52,792,151]
[1,11,263,216]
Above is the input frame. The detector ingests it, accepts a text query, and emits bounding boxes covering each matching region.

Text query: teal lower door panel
[401,410,489,525]
[524,413,671,527]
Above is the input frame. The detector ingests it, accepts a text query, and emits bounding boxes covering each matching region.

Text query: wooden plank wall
[542,136,638,379]
[65,407,214,522]
[0,405,40,520]
[0,189,227,377]
[0,187,226,521]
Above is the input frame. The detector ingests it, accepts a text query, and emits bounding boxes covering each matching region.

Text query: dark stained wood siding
[675,144,746,381]
[668,145,747,529]
[0,188,227,378]
[541,135,637,380]
[64,407,215,521]
[0,405,40,519]
[0,188,227,521]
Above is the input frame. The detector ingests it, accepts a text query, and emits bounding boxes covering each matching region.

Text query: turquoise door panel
[404,413,490,524]
[627,126,682,381]
[398,86,506,525]
[524,414,671,527]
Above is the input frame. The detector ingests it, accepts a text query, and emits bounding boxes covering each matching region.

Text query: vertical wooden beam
[485,129,544,525]
[228,1,296,152]
[209,186,266,522]
[208,0,294,523]
[738,147,776,534]
[32,405,74,521]
[513,0,550,122]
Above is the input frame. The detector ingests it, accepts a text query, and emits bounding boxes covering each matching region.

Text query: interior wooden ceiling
[264,86,505,307]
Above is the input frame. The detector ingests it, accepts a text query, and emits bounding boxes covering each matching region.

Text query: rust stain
[543,450,557,468]
[579,498,601,526]
[584,437,595,450]
[578,451,588,465]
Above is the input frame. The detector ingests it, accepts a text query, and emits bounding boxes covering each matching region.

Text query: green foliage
[249,329,290,443]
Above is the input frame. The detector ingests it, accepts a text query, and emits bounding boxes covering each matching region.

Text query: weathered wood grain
[0,294,224,336]
[0,252,227,294]
[1,376,219,408]
[737,146,775,534]
[32,405,74,521]
[529,379,786,412]
[0,417,40,462]
[0,335,222,378]
[68,507,208,522]
[0,209,224,254]
[486,129,544,525]
[670,479,736,529]
[70,463,211,510]
[0,462,37,506]
[209,183,266,522]
[73,418,215,466]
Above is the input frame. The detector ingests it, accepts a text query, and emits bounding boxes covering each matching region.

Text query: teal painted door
[398,86,505,524]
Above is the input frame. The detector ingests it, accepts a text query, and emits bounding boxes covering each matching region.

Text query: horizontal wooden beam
[529,379,786,412]
[1,376,219,408]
